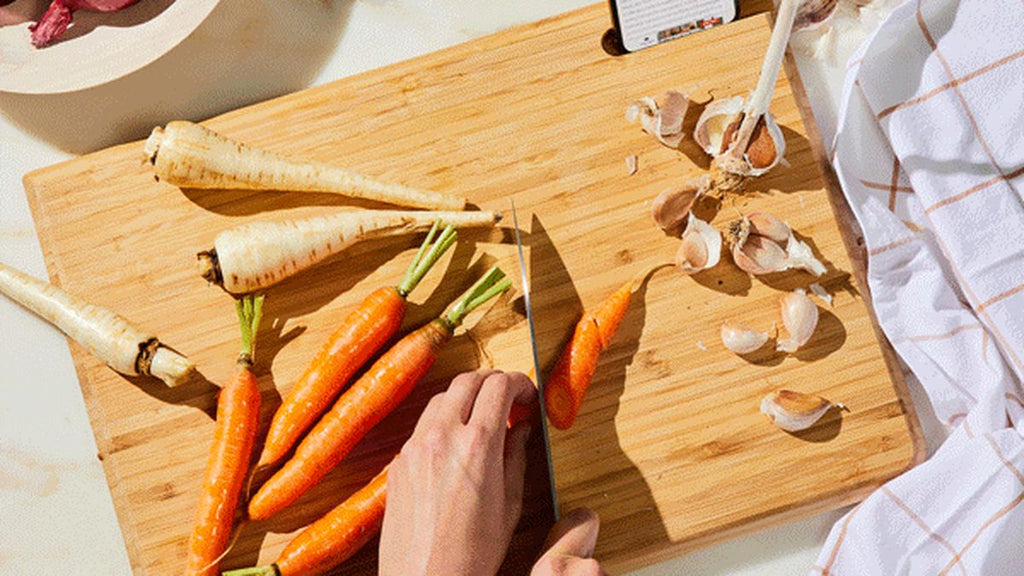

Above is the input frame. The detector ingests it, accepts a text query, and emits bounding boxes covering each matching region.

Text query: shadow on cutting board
[529,215,670,569]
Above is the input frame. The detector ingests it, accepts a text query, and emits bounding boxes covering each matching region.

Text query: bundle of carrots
[218,265,510,575]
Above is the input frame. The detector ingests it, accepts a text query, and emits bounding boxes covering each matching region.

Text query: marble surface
[0,1,933,574]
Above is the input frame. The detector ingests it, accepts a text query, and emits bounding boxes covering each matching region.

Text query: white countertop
[0,2,931,574]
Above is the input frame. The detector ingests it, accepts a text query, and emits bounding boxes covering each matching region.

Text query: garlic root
[761,389,834,431]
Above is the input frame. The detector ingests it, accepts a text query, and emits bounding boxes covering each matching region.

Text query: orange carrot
[544,280,634,430]
[184,295,264,576]
[224,467,388,576]
[258,222,457,468]
[248,266,511,521]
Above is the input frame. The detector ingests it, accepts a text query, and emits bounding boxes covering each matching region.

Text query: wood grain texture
[22,5,922,575]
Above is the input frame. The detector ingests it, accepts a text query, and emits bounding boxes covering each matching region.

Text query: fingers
[541,508,601,560]
[439,369,499,424]
[532,556,607,576]
[502,421,531,535]
[470,371,537,435]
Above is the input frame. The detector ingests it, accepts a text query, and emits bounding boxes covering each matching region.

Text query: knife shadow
[527,215,669,570]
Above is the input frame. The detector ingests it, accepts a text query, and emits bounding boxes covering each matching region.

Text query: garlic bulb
[777,289,819,352]
[729,213,826,277]
[627,90,689,148]
[760,389,833,431]
[720,323,769,354]
[694,103,786,177]
[651,175,708,237]
[793,0,839,30]
[676,214,722,274]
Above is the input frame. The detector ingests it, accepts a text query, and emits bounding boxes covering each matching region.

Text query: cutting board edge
[22,170,151,575]
[780,46,927,470]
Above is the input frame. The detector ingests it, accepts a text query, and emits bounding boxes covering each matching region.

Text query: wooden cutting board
[22,5,924,575]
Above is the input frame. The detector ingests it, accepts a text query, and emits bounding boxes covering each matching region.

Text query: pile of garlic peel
[761,389,837,432]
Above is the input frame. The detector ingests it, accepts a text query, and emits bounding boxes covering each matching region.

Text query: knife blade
[510,198,560,521]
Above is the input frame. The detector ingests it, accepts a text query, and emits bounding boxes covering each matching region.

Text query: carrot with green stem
[184,295,264,576]
[145,121,466,211]
[0,260,194,387]
[197,209,501,294]
[224,466,389,576]
[258,221,458,469]
[248,266,511,520]
[544,270,656,430]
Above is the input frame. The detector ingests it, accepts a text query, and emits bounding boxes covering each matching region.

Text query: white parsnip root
[0,262,194,387]
[200,210,502,294]
[145,121,466,211]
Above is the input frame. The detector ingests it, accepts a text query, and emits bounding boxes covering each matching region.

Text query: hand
[532,508,606,576]
[379,370,536,576]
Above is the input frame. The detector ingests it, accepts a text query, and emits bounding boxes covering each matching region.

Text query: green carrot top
[396,220,457,298]
[235,294,264,367]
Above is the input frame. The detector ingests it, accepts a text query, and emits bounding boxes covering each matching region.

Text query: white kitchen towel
[811,0,1024,574]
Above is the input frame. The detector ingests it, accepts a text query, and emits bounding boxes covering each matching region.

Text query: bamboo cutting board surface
[22,5,923,575]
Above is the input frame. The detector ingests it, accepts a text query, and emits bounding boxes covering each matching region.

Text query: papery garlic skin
[747,212,791,243]
[761,389,833,431]
[784,234,827,276]
[627,90,689,148]
[676,214,722,274]
[693,96,745,156]
[652,186,700,237]
[777,289,819,352]
[720,323,769,354]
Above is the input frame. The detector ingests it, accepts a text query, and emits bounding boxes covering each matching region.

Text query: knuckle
[462,422,494,453]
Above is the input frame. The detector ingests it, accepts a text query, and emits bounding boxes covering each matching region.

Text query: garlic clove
[720,322,769,354]
[784,233,827,276]
[760,389,833,431]
[693,95,745,156]
[676,214,722,274]
[794,0,839,31]
[652,185,701,237]
[777,289,819,352]
[628,91,689,148]
[746,212,791,244]
[736,112,786,176]
[733,235,788,275]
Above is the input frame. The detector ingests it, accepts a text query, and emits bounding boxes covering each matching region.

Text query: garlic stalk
[676,214,722,274]
[761,389,834,431]
[777,289,819,352]
[720,322,770,354]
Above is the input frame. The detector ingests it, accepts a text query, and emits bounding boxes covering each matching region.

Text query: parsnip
[199,210,502,294]
[0,261,194,387]
[144,121,466,211]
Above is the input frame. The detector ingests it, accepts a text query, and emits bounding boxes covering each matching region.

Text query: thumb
[503,422,531,533]
[541,507,600,559]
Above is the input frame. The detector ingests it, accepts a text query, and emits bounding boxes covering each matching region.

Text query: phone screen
[610,0,738,52]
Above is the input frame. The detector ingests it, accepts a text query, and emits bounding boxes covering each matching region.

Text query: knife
[510,198,560,521]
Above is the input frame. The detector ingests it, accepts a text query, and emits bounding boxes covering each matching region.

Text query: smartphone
[609,0,739,53]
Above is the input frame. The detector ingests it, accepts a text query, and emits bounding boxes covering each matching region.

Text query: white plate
[0,0,220,94]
